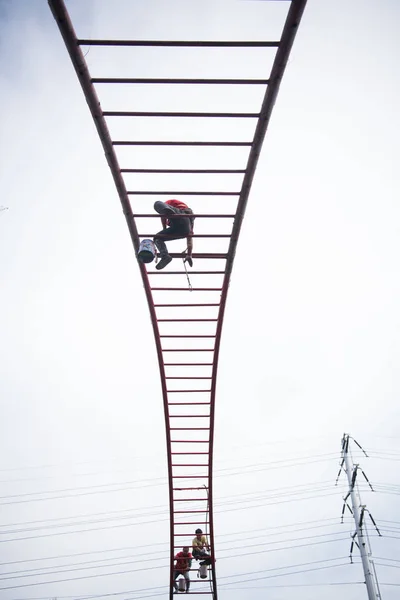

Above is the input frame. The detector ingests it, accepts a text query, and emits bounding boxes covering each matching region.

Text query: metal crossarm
[48,1,308,598]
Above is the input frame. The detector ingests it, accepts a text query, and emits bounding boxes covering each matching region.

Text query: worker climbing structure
[48,0,307,597]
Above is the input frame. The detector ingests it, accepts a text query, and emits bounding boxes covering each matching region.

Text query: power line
[0,557,169,584]
[0,479,335,528]
[119,560,360,600]
[220,581,364,589]
[216,562,358,588]
[0,484,339,536]
[4,582,367,600]
[0,453,342,505]
[0,449,341,474]
[380,519,400,525]
[2,529,351,578]
[0,516,345,566]
[0,535,352,581]
[375,562,400,570]
[5,447,395,487]
[8,580,400,600]
[0,555,354,592]
[0,491,349,543]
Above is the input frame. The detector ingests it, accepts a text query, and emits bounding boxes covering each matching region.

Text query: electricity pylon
[336,433,381,600]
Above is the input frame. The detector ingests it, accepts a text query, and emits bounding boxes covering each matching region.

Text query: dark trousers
[173,569,190,591]
[193,548,212,565]
[153,201,192,257]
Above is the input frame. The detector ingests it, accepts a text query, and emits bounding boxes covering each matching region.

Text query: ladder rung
[173,487,208,490]
[164,363,213,366]
[140,233,231,237]
[161,335,215,338]
[166,377,212,379]
[120,163,245,170]
[132,214,235,218]
[171,440,209,443]
[113,141,251,147]
[172,464,209,467]
[155,304,219,307]
[169,402,211,406]
[131,190,238,195]
[174,532,209,536]
[96,78,267,86]
[150,272,225,275]
[174,544,211,548]
[167,390,211,393]
[165,589,211,592]
[104,110,258,118]
[174,497,208,500]
[173,510,209,513]
[174,532,208,537]
[163,349,214,353]
[153,288,222,291]
[79,39,279,48]
[170,427,209,430]
[171,452,209,455]
[173,475,209,478]
[174,510,208,527]
[166,252,227,259]
[122,168,245,172]
[170,415,210,418]
[158,319,217,322]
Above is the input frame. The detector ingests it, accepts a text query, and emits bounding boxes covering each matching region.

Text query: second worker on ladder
[192,528,212,565]
[153,199,194,270]
[173,546,192,594]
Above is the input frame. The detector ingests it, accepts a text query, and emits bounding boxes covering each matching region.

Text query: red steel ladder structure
[48,1,307,597]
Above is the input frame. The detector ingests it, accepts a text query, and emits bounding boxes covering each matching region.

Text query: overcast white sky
[1,1,400,599]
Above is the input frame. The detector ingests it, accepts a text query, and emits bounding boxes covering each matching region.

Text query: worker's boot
[156,254,172,270]
[154,236,172,270]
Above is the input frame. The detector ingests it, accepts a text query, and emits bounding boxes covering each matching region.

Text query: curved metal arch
[48,1,307,597]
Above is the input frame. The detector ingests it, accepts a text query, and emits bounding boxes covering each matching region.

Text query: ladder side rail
[48,0,176,592]
[207,1,308,595]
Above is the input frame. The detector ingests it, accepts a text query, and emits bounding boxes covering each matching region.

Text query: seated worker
[153,199,194,270]
[192,528,212,565]
[173,546,192,594]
